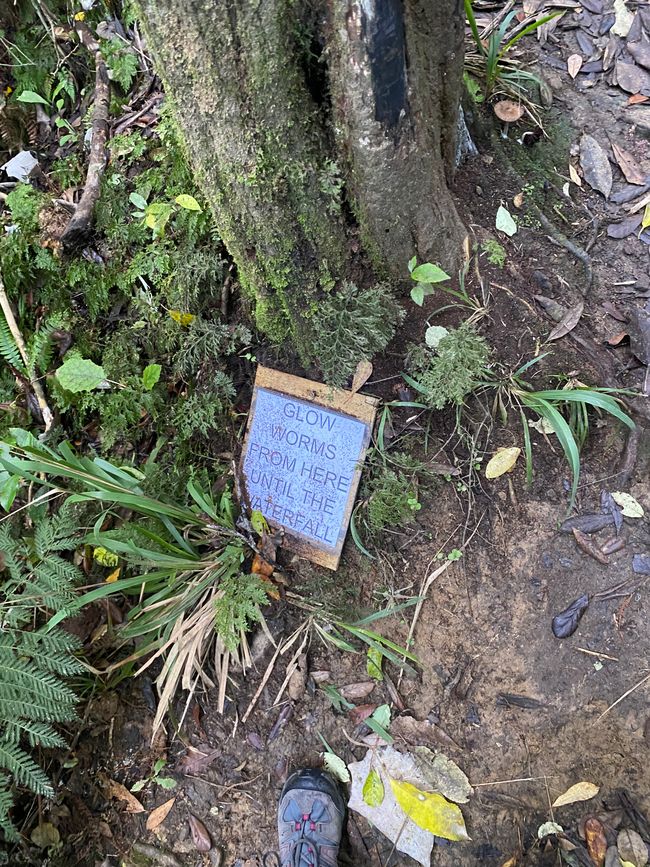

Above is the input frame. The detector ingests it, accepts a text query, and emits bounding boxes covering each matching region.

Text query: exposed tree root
[61,26,109,248]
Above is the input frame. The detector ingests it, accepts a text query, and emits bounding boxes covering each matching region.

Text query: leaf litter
[348,746,471,867]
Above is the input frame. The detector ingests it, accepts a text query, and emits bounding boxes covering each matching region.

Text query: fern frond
[20,631,83,676]
[0,313,24,373]
[0,774,18,842]
[4,720,67,749]
[27,556,82,609]
[0,525,26,584]
[0,739,54,796]
[0,636,79,710]
[26,313,66,378]
[34,506,81,557]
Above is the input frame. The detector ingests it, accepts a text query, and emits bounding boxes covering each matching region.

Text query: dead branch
[0,274,54,431]
[61,25,110,247]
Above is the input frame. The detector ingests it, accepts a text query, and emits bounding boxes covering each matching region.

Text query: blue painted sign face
[241,385,372,562]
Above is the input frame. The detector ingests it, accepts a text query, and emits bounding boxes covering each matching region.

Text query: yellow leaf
[362,769,385,807]
[168,310,196,327]
[642,203,650,231]
[552,781,600,807]
[105,567,121,583]
[389,779,470,841]
[73,10,85,20]
[611,491,644,518]
[485,447,521,479]
[93,546,119,567]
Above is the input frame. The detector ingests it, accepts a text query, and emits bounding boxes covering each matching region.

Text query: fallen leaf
[323,751,351,783]
[602,301,627,321]
[580,134,613,198]
[496,205,518,236]
[485,447,521,479]
[146,797,176,832]
[188,814,212,852]
[568,54,583,78]
[176,746,219,775]
[573,527,609,565]
[539,821,564,838]
[607,330,629,346]
[616,61,650,96]
[628,94,650,105]
[611,142,646,185]
[30,822,60,849]
[528,416,556,435]
[585,817,608,867]
[287,653,308,701]
[560,514,614,534]
[552,594,590,638]
[413,747,474,804]
[548,301,583,340]
[618,829,648,867]
[497,693,543,710]
[513,191,524,208]
[425,325,449,348]
[349,704,377,725]
[351,360,373,394]
[569,163,582,186]
[611,491,644,518]
[363,769,385,807]
[340,681,375,701]
[552,781,600,807]
[105,566,121,583]
[611,0,634,37]
[104,778,145,813]
[349,748,435,866]
[390,780,470,841]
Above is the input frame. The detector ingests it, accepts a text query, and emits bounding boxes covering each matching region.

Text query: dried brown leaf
[580,135,613,198]
[548,302,583,340]
[349,704,377,725]
[391,715,461,750]
[569,163,582,186]
[617,828,648,867]
[104,778,145,813]
[339,681,375,701]
[568,54,583,78]
[188,814,212,852]
[552,781,600,807]
[585,817,608,867]
[351,360,373,394]
[611,142,646,185]
[573,528,609,565]
[287,653,308,701]
[146,797,176,832]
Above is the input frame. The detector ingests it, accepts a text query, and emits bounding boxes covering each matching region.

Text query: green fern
[0,511,84,840]
[0,315,24,373]
[0,629,82,839]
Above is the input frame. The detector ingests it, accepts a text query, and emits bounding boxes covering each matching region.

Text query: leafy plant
[310,281,404,387]
[0,507,85,840]
[408,258,451,306]
[101,38,139,92]
[464,0,559,99]
[406,323,492,410]
[364,467,421,537]
[0,437,262,732]
[481,239,506,268]
[131,758,176,793]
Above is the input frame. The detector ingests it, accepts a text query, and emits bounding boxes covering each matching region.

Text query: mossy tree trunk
[138,0,466,358]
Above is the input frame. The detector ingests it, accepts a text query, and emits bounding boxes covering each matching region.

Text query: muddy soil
[13,5,650,867]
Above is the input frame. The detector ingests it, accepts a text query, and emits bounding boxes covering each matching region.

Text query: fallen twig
[61,25,110,247]
[0,275,54,431]
[596,671,650,723]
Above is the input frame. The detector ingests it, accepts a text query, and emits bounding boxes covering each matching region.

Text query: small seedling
[131,758,177,792]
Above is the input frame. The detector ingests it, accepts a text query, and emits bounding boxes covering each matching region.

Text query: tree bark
[329,0,466,272]
[137,0,466,354]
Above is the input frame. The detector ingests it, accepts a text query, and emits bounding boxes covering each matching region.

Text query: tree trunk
[137,0,465,358]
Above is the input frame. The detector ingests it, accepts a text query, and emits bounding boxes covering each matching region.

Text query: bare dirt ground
[24,4,650,866]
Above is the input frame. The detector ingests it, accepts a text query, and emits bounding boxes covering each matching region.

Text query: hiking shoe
[278,768,346,866]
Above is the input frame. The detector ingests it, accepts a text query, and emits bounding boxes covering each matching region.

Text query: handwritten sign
[240,366,378,569]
